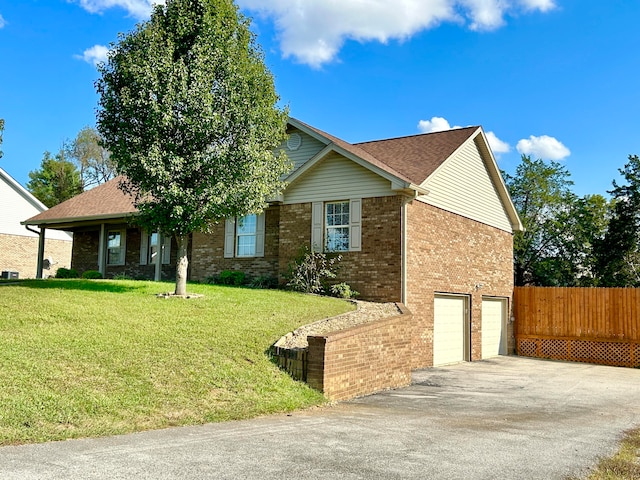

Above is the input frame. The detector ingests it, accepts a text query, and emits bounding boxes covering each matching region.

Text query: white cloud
[76,44,110,67]
[75,0,164,19]
[516,135,570,160]
[238,0,555,67]
[418,117,511,156]
[0,14,6,28]
[485,131,511,154]
[417,116,460,133]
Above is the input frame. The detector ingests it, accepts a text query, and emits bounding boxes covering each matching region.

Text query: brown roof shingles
[355,126,479,185]
[24,176,137,225]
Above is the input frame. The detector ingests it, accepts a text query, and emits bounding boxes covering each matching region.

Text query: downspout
[401,201,408,305]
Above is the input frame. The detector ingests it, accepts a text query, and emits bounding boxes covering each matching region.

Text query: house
[23,118,522,367]
[0,167,72,278]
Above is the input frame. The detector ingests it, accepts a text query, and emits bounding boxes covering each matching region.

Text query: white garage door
[433,295,468,366]
[481,298,507,358]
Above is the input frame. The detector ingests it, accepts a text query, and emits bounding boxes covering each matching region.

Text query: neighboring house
[24,118,522,367]
[0,167,72,278]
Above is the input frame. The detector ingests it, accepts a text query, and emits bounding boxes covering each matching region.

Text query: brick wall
[306,304,413,400]
[0,233,72,278]
[405,200,515,369]
[72,226,180,280]
[190,206,280,282]
[278,196,402,302]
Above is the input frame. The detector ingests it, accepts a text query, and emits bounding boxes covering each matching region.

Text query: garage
[433,294,469,366]
[481,297,508,358]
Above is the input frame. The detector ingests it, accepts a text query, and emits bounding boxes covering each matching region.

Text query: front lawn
[0,280,353,445]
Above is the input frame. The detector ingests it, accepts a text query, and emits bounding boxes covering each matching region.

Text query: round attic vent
[287,132,302,151]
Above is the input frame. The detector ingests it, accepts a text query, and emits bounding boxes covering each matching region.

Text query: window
[325,202,350,252]
[107,230,125,265]
[311,199,361,253]
[236,215,257,257]
[224,213,265,258]
[140,231,171,265]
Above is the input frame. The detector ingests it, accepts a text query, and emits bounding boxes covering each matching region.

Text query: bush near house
[0,279,354,445]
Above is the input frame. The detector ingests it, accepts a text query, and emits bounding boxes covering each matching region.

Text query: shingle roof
[355,126,479,185]
[24,176,137,225]
[23,121,482,226]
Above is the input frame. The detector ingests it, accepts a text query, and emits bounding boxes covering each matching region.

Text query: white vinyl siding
[283,153,394,205]
[0,169,72,241]
[283,129,327,173]
[419,138,513,232]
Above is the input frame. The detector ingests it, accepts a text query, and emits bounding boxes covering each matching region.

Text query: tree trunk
[175,234,189,296]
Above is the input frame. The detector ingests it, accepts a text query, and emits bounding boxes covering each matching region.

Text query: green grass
[0,279,354,445]
[567,429,640,480]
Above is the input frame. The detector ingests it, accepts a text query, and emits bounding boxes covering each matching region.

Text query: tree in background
[96,0,289,295]
[65,126,115,189]
[27,150,83,207]
[504,155,610,286]
[504,155,577,286]
[593,155,640,286]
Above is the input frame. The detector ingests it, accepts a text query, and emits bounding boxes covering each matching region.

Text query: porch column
[154,232,162,282]
[98,224,106,276]
[36,227,46,279]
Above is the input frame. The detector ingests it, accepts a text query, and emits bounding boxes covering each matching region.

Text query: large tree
[65,126,115,189]
[593,155,640,286]
[96,0,289,295]
[27,150,83,207]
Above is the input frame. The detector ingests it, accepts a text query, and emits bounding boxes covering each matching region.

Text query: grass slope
[0,280,353,445]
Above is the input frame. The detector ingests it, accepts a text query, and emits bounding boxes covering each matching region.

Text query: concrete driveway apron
[1,356,639,480]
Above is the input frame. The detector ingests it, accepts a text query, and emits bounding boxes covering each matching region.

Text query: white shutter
[349,198,362,252]
[311,202,323,252]
[255,213,265,257]
[162,234,171,264]
[224,218,236,258]
[140,230,148,265]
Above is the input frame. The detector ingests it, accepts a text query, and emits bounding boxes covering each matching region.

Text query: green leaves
[27,150,83,207]
[96,0,289,294]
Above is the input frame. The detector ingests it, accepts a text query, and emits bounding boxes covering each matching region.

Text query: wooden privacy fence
[514,287,640,367]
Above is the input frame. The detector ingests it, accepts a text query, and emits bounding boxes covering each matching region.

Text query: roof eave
[22,212,139,229]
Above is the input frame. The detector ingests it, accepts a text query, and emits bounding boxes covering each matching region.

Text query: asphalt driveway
[2,356,639,479]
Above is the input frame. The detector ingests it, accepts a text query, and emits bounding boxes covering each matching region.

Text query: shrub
[249,275,278,289]
[330,282,359,299]
[113,273,133,280]
[287,246,342,294]
[215,270,246,286]
[82,270,103,279]
[55,268,79,279]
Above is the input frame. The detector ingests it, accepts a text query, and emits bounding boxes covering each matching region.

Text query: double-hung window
[140,231,171,265]
[107,230,126,266]
[325,202,350,252]
[311,199,361,253]
[224,213,266,258]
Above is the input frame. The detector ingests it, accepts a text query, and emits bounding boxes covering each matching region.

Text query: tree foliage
[65,126,115,189]
[96,0,289,295]
[504,155,609,286]
[27,150,83,207]
[593,155,640,286]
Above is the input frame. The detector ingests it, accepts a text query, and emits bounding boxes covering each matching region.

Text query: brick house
[0,167,72,278]
[24,118,522,367]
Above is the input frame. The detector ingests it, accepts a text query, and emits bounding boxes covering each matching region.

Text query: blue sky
[1,0,639,198]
